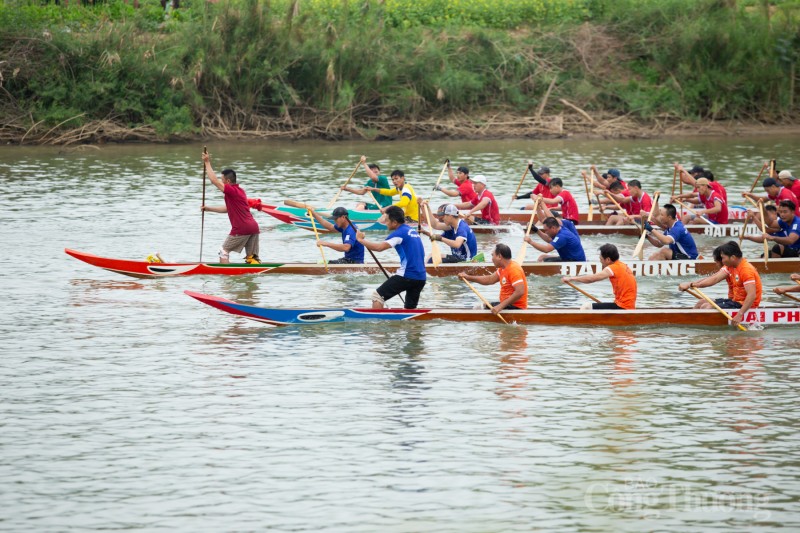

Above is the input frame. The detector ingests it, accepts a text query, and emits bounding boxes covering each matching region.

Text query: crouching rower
[356,206,426,309]
[308,206,365,264]
[458,244,528,314]
[643,203,699,261]
[677,241,762,327]
[523,198,586,262]
[562,244,637,310]
[420,202,478,263]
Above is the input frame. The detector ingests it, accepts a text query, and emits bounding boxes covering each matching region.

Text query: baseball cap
[689,165,704,174]
[696,177,710,187]
[762,177,779,188]
[607,168,621,179]
[471,174,487,185]
[437,204,460,216]
[456,166,469,174]
[331,207,349,218]
[779,170,795,181]
[536,166,550,175]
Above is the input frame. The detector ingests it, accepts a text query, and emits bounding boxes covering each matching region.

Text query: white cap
[438,204,460,216]
[471,174,487,185]
[779,170,795,181]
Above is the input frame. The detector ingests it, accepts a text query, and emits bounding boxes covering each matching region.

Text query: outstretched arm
[202,152,225,193]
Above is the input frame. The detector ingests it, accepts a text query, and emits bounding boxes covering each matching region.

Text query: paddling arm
[320,241,350,252]
[677,269,727,292]
[765,231,800,246]
[564,269,611,284]
[202,152,225,192]
[439,187,461,198]
[459,271,499,286]
[201,205,227,214]
[496,283,526,313]
[524,237,554,252]
[732,284,757,326]
[356,232,391,252]
[466,197,490,216]
[646,229,671,247]
[308,210,335,231]
[343,185,368,196]
[774,284,800,295]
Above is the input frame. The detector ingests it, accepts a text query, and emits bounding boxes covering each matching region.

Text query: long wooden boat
[258,206,754,237]
[66,248,800,279]
[264,203,748,226]
[185,290,799,328]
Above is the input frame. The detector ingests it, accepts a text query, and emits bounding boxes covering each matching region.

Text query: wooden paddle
[671,166,678,198]
[462,277,508,324]
[758,199,769,267]
[423,203,442,266]
[590,166,606,219]
[199,145,207,261]
[516,197,541,264]
[673,199,713,226]
[428,159,450,201]
[347,215,404,305]
[508,164,531,209]
[686,287,747,331]
[781,292,800,303]
[737,216,750,247]
[632,192,660,259]
[306,207,328,271]
[284,199,315,210]
[563,279,601,303]
[587,171,595,222]
[327,160,362,208]
[747,161,769,194]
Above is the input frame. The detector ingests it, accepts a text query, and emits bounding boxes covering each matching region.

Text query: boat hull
[66,249,800,279]
[184,291,800,328]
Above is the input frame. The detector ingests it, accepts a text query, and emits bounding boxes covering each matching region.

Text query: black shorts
[772,244,800,258]
[377,275,426,309]
[427,254,465,264]
[472,218,492,225]
[543,256,562,263]
[489,301,525,310]
[328,257,361,264]
[671,251,691,260]
[714,298,742,309]
[592,302,623,310]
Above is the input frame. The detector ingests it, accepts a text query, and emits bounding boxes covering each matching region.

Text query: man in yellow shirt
[367,170,419,222]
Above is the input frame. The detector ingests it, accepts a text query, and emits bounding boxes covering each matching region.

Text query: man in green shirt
[340,155,393,211]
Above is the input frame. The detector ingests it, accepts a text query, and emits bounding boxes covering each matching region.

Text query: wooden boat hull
[184,291,799,328]
[66,249,800,279]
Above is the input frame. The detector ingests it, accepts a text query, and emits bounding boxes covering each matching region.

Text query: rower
[602,180,653,225]
[435,163,477,204]
[458,243,528,314]
[366,170,420,223]
[461,175,500,225]
[742,177,800,217]
[512,163,555,209]
[523,198,586,262]
[778,170,800,199]
[644,203,699,261]
[678,241,762,328]
[540,178,579,224]
[676,163,727,203]
[420,202,478,263]
[741,203,785,255]
[590,166,628,192]
[200,151,261,264]
[562,243,637,310]
[745,200,800,258]
[307,206,365,264]
[356,205,426,309]
[340,155,393,211]
[774,274,800,296]
[673,177,728,225]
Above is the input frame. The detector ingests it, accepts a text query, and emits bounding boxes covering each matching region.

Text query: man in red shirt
[601,180,652,225]
[461,175,500,225]
[540,178,579,224]
[201,151,261,264]
[743,177,800,216]
[438,163,477,204]
[778,170,800,201]
[513,163,555,208]
[675,163,727,203]
[675,177,728,224]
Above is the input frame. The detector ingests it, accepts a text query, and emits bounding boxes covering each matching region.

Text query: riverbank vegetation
[1,0,798,144]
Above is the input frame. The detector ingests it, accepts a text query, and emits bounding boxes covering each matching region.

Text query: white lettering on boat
[560,261,697,277]
[702,225,760,237]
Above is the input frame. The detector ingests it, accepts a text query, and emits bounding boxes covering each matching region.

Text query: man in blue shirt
[422,203,478,263]
[309,206,365,264]
[644,204,699,260]
[357,205,427,309]
[764,200,800,258]
[523,201,586,262]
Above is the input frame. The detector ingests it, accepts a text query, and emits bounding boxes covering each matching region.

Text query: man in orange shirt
[459,243,528,314]
[678,241,762,327]
[562,244,637,310]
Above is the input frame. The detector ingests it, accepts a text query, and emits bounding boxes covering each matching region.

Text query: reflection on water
[3,138,800,531]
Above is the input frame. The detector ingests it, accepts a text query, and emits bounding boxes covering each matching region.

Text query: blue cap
[607,168,621,179]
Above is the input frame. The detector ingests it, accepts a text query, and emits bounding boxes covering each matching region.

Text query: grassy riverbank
[1,0,798,144]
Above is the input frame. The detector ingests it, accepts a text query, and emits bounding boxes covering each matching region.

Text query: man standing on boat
[420,202,478,263]
[436,162,477,204]
[356,206,426,309]
[678,241,762,327]
[644,204,699,261]
[458,243,528,314]
[307,207,365,264]
[366,170,419,223]
[200,151,261,264]
[340,156,393,211]
[562,244,637,310]
[523,199,586,262]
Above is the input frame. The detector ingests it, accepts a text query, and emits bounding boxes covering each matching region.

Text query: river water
[2,136,800,530]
